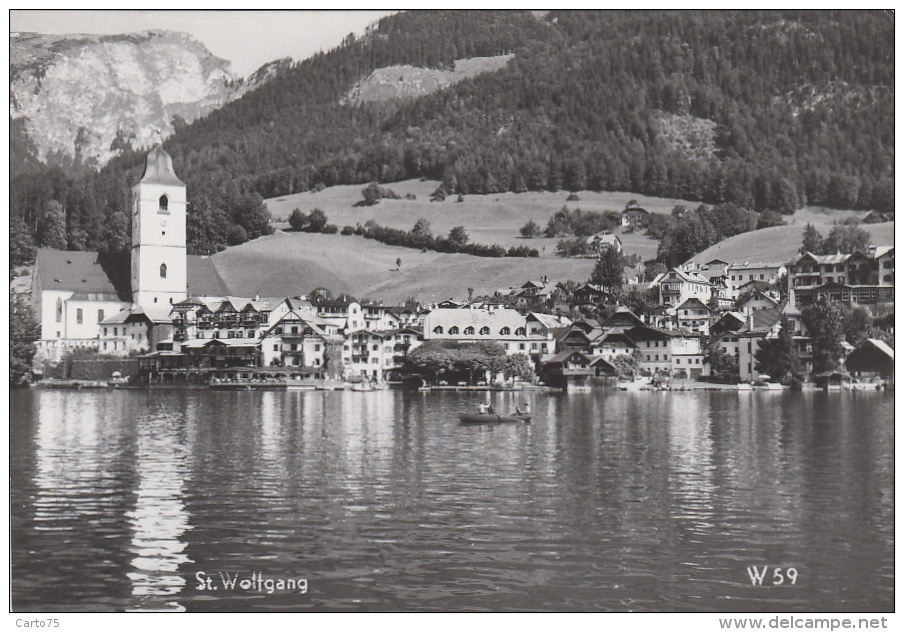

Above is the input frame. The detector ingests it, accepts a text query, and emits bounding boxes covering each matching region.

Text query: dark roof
[627,324,673,341]
[186,256,228,297]
[601,306,645,329]
[846,339,894,372]
[139,145,185,187]
[34,249,131,299]
[748,306,783,331]
[35,248,228,300]
[546,349,592,364]
[589,356,616,369]
[677,297,711,310]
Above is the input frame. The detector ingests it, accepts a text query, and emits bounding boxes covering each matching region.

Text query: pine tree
[590,245,626,292]
[755,316,802,383]
[37,200,67,250]
[10,293,40,386]
[800,223,823,254]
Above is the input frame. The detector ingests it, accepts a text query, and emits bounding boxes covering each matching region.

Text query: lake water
[9,387,894,612]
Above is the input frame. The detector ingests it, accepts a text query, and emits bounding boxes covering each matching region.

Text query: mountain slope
[161,10,893,212]
[9,10,894,264]
[9,30,281,173]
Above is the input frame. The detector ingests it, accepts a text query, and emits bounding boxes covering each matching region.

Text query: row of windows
[432,325,526,336]
[56,303,106,324]
[731,273,768,282]
[275,343,322,352]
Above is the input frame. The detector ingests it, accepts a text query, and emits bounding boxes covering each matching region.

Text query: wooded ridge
[10,10,893,264]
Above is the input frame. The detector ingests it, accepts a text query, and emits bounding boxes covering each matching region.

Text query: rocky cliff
[10,30,275,172]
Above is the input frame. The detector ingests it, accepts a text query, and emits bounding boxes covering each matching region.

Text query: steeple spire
[139,144,185,187]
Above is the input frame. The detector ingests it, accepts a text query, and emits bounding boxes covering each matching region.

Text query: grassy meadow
[689,221,895,265]
[209,180,892,304]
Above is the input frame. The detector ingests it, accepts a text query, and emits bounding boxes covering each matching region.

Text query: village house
[98,305,173,357]
[628,325,707,377]
[726,262,787,298]
[539,349,596,390]
[589,330,637,361]
[710,311,746,338]
[675,297,712,334]
[260,308,340,369]
[650,268,712,307]
[714,307,783,381]
[572,283,618,306]
[387,304,426,329]
[736,289,780,315]
[313,294,366,332]
[494,279,556,310]
[358,301,402,331]
[861,211,893,224]
[621,204,650,228]
[585,232,622,254]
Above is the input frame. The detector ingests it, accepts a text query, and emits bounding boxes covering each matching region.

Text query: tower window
[160,263,167,278]
[159,195,169,213]
[76,308,83,324]
[56,298,63,323]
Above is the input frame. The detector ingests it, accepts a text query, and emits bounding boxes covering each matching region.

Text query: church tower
[131,146,188,309]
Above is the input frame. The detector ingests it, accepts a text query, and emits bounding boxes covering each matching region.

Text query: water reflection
[125,404,193,612]
[667,394,715,535]
[10,388,895,612]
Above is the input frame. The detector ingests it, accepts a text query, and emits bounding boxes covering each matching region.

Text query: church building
[32,146,228,363]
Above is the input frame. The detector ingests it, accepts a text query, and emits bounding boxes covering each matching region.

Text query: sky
[10,10,397,77]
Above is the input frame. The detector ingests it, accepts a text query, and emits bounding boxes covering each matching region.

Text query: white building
[32,146,228,364]
[423,306,556,358]
[650,268,712,307]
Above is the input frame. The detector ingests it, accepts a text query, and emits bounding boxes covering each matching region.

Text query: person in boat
[478,402,490,415]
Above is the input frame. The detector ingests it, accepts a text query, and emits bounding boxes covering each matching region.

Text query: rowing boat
[458,412,531,424]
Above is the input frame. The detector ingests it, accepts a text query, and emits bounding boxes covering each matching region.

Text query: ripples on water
[9,388,894,612]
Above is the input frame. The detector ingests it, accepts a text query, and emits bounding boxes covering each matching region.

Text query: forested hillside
[10,10,894,264]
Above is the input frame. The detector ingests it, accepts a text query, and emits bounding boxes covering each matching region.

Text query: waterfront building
[342,328,423,381]
[260,308,341,370]
[424,306,556,360]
